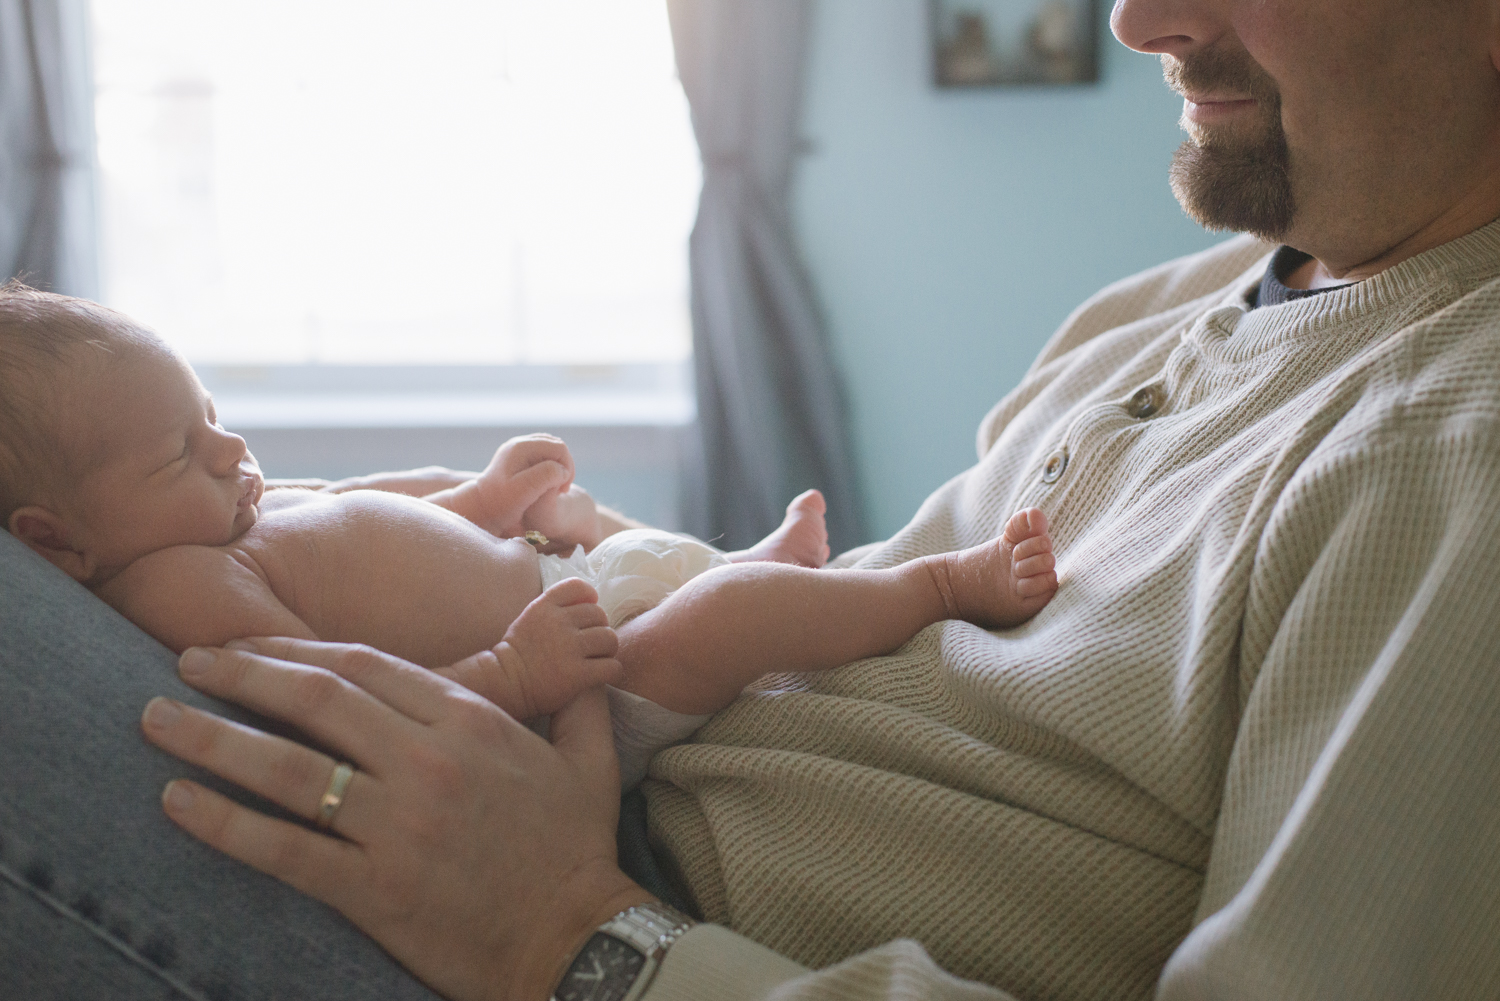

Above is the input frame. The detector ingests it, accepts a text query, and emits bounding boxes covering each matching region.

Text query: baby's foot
[728,489,831,568]
[925,508,1057,629]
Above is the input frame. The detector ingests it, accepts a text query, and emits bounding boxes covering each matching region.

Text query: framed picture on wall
[930,0,1098,87]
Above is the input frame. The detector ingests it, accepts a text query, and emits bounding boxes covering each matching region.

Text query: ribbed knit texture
[641,225,1500,1001]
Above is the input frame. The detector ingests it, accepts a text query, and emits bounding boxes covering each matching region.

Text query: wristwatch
[550,901,697,1001]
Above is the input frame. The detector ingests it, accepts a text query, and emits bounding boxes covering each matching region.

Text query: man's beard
[1163,50,1295,240]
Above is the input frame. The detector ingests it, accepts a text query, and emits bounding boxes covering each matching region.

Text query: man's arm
[645,433,1500,1001]
[139,634,1022,1001]
[1155,428,1500,1000]
[644,931,1019,1000]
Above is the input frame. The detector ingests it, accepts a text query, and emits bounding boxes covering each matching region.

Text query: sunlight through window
[91,0,699,366]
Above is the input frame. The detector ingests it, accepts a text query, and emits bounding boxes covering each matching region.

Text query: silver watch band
[551,901,697,1001]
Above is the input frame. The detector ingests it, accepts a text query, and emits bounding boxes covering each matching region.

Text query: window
[91,0,699,368]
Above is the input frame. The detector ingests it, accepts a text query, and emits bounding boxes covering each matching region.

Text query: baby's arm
[268,467,474,497]
[98,546,317,654]
[270,437,638,549]
[424,434,607,550]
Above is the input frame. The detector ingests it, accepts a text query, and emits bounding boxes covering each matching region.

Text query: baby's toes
[542,577,602,609]
[1014,568,1058,599]
[1012,550,1055,580]
[1003,507,1049,545]
[787,489,827,517]
[562,599,610,630]
[1010,534,1053,565]
[579,623,620,659]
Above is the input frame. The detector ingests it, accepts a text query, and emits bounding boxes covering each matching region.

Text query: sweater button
[1126,384,1165,419]
[1041,449,1068,483]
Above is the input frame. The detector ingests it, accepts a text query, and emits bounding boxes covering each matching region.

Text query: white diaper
[537,529,730,788]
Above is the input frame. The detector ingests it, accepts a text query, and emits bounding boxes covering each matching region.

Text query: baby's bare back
[99,490,544,667]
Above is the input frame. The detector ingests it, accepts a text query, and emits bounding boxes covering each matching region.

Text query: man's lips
[1181,94,1258,125]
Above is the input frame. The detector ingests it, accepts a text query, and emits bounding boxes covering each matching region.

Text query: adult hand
[140,638,655,1001]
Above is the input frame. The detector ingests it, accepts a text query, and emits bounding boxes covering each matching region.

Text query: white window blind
[91,0,699,367]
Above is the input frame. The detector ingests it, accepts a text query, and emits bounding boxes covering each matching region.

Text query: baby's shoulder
[96,543,288,652]
[100,543,270,609]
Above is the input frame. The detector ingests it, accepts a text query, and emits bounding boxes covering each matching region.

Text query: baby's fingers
[497,435,574,483]
[565,653,624,696]
[503,460,572,507]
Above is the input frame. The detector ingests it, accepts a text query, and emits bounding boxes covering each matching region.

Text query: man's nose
[1110,0,1227,57]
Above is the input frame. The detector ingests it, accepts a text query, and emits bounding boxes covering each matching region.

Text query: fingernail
[179,647,215,676]
[224,638,254,651]
[143,697,183,728]
[163,781,194,813]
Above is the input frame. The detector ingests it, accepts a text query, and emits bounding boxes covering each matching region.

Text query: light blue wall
[794,0,1225,542]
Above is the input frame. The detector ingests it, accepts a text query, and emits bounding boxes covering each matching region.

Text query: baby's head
[1,280,263,587]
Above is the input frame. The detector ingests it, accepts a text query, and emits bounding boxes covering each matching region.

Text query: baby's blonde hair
[0,279,151,523]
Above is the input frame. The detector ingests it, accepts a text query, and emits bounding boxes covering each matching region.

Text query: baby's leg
[726,489,830,568]
[616,508,1056,715]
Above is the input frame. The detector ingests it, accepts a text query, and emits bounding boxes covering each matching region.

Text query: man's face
[58,339,264,582]
[1111,0,1499,267]
[1162,42,1292,240]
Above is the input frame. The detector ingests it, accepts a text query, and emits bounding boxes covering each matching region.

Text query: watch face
[556,933,647,1001]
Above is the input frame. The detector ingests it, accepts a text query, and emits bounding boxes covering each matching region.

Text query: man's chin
[1169,137,1296,241]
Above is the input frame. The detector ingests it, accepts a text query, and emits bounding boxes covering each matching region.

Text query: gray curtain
[0,0,97,298]
[668,0,866,553]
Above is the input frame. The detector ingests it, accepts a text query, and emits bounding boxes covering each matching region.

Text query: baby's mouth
[237,473,263,510]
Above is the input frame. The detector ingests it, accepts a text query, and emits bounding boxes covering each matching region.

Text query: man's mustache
[1162,49,1281,107]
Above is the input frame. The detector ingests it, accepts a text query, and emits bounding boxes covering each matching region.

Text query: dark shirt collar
[1249,246,1354,308]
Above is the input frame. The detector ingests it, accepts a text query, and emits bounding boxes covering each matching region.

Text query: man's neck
[1283,255,1352,291]
[1284,147,1500,290]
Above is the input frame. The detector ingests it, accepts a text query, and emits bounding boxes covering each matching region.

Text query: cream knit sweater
[641,224,1500,1001]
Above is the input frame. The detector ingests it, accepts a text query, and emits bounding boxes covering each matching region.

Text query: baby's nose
[212,427,249,470]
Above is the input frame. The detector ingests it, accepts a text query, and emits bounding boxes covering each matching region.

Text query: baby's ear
[8,506,96,582]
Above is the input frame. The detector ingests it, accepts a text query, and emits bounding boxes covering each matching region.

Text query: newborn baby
[0,284,1059,782]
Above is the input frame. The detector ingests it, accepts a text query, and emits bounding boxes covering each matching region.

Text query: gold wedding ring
[524,530,550,547]
[316,761,355,830]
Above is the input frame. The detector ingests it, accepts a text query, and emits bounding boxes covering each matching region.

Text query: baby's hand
[519,482,604,552]
[467,434,577,538]
[436,579,620,720]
